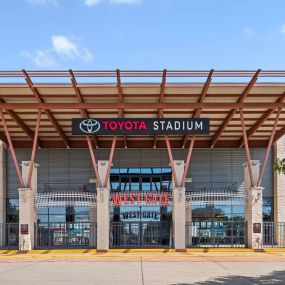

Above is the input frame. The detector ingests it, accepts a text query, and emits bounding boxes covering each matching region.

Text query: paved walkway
[1,252,285,284]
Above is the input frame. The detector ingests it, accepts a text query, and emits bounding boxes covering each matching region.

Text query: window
[263,198,273,221]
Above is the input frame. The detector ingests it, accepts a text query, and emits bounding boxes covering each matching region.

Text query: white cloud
[280,24,285,34]
[26,0,59,6]
[52,35,94,61]
[52,35,80,59]
[21,50,57,68]
[21,35,94,68]
[84,0,141,5]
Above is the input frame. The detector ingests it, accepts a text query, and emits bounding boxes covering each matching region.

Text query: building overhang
[1,69,285,149]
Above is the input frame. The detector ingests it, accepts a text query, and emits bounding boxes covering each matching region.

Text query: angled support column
[0,110,24,187]
[18,161,38,251]
[172,160,186,251]
[96,161,111,251]
[244,160,263,249]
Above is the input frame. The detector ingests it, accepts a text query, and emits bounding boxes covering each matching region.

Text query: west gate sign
[72,118,210,135]
[111,192,171,207]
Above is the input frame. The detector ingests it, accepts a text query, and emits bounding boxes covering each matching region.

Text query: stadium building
[0,69,285,251]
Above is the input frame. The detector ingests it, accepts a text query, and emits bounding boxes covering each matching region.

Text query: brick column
[96,161,110,251]
[172,160,186,251]
[0,142,6,247]
[244,160,263,249]
[18,161,38,251]
[274,136,285,246]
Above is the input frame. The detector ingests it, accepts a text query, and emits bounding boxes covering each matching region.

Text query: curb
[0,248,285,255]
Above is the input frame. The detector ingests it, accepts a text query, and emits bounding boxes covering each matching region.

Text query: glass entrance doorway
[109,168,172,248]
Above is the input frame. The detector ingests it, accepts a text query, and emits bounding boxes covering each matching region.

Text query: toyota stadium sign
[72,118,210,135]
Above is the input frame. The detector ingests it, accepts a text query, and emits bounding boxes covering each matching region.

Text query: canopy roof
[0,69,285,149]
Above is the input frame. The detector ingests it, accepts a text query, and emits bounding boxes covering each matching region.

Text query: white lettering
[195,121,203,130]
[166,121,173,130]
[175,121,180,130]
[153,121,159,130]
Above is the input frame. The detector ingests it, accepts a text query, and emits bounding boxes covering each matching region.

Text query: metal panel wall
[7,148,273,198]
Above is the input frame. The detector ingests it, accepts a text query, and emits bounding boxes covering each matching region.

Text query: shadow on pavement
[173,269,285,284]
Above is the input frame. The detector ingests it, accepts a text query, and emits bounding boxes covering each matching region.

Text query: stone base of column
[97,187,110,251]
[173,186,186,250]
[246,186,264,249]
[18,188,36,251]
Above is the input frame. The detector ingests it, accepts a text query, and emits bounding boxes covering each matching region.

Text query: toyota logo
[79,119,100,134]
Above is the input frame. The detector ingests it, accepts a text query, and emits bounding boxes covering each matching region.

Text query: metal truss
[34,191,97,208]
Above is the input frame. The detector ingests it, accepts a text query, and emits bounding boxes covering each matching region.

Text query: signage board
[20,224,29,235]
[111,192,171,207]
[253,223,261,234]
[72,118,210,136]
[121,211,160,220]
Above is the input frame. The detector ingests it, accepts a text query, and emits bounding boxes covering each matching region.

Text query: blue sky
[1,0,285,70]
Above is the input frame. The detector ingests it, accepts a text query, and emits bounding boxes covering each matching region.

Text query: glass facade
[110,167,172,223]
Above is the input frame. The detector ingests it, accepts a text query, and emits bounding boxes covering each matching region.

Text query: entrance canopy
[0,69,285,149]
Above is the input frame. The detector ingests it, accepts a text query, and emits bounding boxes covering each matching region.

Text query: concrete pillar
[0,142,7,247]
[172,160,186,251]
[96,161,110,251]
[89,206,97,248]
[274,137,285,246]
[244,160,263,249]
[18,161,38,251]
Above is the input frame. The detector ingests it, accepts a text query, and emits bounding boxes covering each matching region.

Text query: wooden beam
[1,102,285,110]
[0,132,7,145]
[182,69,214,148]
[210,69,261,148]
[11,138,271,149]
[69,69,98,149]
[69,69,88,118]
[0,99,42,147]
[238,92,285,147]
[116,69,127,148]
[154,69,167,148]
[22,69,70,148]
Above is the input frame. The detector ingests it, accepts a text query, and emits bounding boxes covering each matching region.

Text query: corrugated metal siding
[7,148,273,198]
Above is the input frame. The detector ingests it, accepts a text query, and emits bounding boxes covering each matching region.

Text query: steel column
[0,109,24,187]
[257,108,282,187]
[240,109,254,187]
[182,135,195,186]
[86,136,101,187]
[27,109,42,188]
[104,136,117,187]
[165,136,179,187]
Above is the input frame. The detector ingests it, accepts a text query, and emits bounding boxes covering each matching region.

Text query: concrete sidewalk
[0,258,285,284]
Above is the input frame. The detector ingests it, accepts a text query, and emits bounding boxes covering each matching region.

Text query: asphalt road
[0,255,285,285]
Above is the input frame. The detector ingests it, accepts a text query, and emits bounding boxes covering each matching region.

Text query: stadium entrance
[109,168,173,248]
